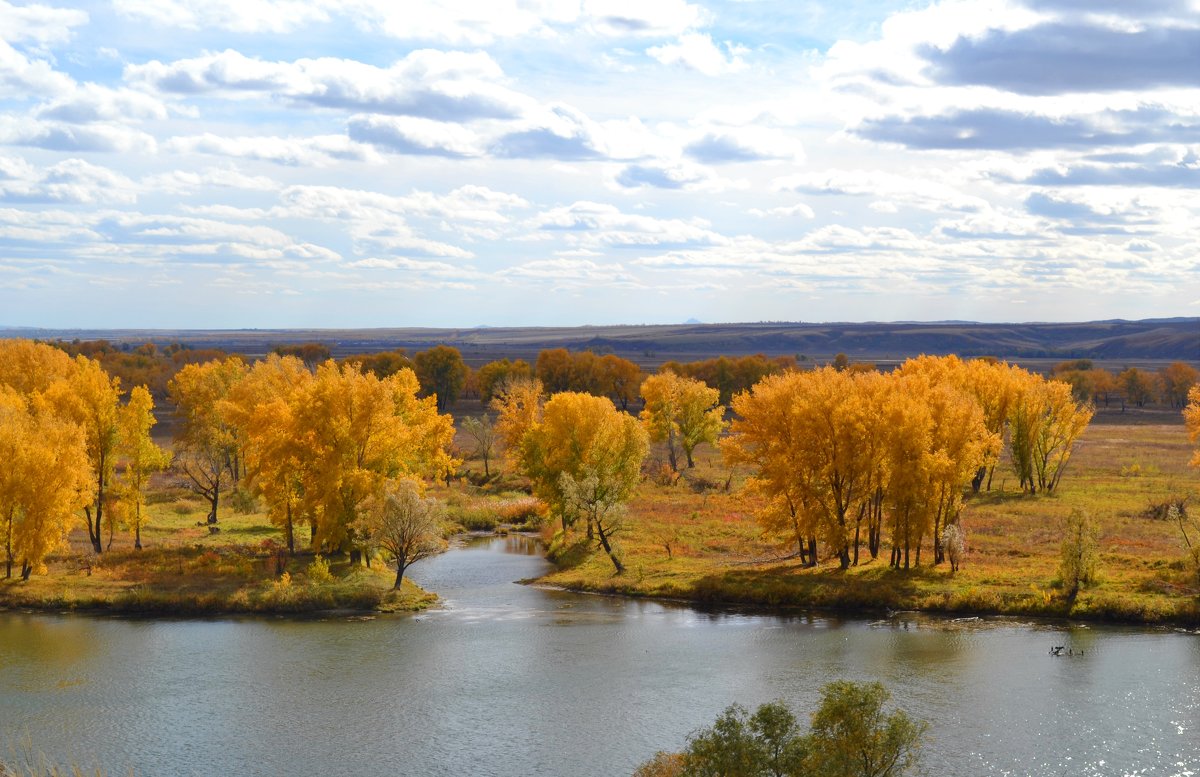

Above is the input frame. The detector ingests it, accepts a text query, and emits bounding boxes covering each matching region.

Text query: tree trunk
[285,502,295,555]
[21,560,31,581]
[666,427,679,473]
[483,454,490,478]
[206,488,220,525]
[393,560,407,589]
[685,446,695,469]
[807,537,817,568]
[971,466,986,493]
[596,522,624,574]
[4,506,12,580]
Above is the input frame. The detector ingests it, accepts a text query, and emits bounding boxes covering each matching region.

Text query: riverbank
[0,502,438,616]
[536,419,1200,627]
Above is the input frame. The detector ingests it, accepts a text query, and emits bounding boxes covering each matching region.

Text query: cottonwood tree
[491,376,544,467]
[1059,509,1099,598]
[518,392,648,546]
[114,386,170,550]
[363,478,444,588]
[1161,362,1200,408]
[1187,385,1200,470]
[225,354,314,554]
[1008,376,1093,494]
[43,355,123,553]
[294,361,456,555]
[805,681,926,777]
[0,388,90,579]
[169,357,247,525]
[413,345,468,411]
[476,358,532,403]
[640,372,725,472]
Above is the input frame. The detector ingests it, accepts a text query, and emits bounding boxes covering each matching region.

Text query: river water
[1,535,1198,776]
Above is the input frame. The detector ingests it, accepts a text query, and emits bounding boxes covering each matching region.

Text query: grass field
[0,487,436,616]
[534,408,1200,625]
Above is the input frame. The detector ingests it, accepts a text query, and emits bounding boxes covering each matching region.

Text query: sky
[1,0,1199,328]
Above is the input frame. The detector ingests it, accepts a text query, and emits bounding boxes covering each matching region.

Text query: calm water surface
[1,536,1198,776]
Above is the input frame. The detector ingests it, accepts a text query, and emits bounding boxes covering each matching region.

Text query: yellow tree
[0,388,90,579]
[42,355,122,553]
[1009,375,1093,494]
[226,354,315,554]
[296,361,456,556]
[0,339,75,396]
[1161,362,1200,408]
[1185,385,1200,469]
[640,372,725,472]
[491,376,545,468]
[722,373,822,565]
[169,357,248,525]
[518,392,648,570]
[115,386,171,550]
[725,368,880,569]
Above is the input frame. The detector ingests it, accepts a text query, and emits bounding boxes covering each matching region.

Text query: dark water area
[2,535,1198,776]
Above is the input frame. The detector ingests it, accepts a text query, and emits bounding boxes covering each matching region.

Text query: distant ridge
[3,318,1196,365]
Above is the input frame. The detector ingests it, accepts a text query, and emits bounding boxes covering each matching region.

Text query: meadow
[533,408,1200,625]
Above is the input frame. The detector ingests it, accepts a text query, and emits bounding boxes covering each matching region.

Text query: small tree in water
[1059,508,1099,598]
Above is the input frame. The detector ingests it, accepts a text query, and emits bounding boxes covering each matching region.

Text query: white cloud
[647,33,748,76]
[0,116,156,152]
[167,133,379,167]
[0,155,138,204]
[0,0,88,45]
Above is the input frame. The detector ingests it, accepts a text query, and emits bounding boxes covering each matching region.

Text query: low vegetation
[634,680,926,777]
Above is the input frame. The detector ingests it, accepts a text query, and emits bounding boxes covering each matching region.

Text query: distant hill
[4,318,1197,367]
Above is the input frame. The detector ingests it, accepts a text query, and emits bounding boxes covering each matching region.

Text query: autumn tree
[169,357,248,525]
[363,478,445,588]
[413,345,468,411]
[294,361,456,555]
[340,350,412,379]
[640,372,725,472]
[0,388,90,579]
[114,386,170,550]
[518,392,648,570]
[805,681,927,777]
[1160,362,1199,408]
[1059,508,1099,598]
[1118,367,1155,409]
[1008,376,1093,494]
[600,354,642,410]
[491,376,544,467]
[476,358,532,403]
[272,342,331,368]
[43,355,123,553]
[1185,385,1200,470]
[461,415,498,478]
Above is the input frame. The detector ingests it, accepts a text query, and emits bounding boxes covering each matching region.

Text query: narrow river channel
[2,535,1198,776]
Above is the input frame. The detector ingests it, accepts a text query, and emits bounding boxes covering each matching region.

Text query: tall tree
[115,386,170,550]
[413,345,468,411]
[640,372,725,471]
[1160,362,1199,408]
[491,376,544,468]
[461,415,498,478]
[518,392,648,565]
[476,358,532,403]
[169,357,248,525]
[1185,385,1200,470]
[43,355,123,553]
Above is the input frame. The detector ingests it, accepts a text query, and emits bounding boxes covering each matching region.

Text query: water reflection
[1,536,1197,777]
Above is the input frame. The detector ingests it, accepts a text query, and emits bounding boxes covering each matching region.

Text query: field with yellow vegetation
[537,410,1200,625]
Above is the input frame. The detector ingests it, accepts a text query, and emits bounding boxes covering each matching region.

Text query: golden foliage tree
[518,392,648,571]
[0,388,90,579]
[1185,385,1200,470]
[1008,376,1093,494]
[640,372,725,471]
[293,361,456,554]
[114,386,170,550]
[169,357,248,525]
[491,376,544,467]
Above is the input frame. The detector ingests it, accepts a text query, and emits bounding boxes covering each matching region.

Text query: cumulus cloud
[0,0,88,45]
[128,49,531,121]
[776,169,988,212]
[0,155,138,204]
[167,133,379,167]
[347,115,482,157]
[531,201,724,248]
[0,116,156,152]
[685,127,804,163]
[0,40,75,98]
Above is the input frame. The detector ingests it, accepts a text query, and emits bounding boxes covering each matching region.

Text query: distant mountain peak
[683,318,703,325]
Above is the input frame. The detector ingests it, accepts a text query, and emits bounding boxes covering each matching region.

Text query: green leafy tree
[1059,508,1099,598]
[805,681,926,777]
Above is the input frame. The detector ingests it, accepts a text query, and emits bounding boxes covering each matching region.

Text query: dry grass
[0,491,437,615]
[539,410,1200,625]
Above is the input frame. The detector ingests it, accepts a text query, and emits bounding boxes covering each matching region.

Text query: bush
[1060,509,1100,597]
[306,556,334,585]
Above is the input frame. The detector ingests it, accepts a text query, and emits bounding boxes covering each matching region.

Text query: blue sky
[1,0,1197,328]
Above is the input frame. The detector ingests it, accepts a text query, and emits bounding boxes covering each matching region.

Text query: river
[1,535,1198,776]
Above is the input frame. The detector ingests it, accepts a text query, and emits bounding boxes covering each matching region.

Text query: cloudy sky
[1,0,1198,328]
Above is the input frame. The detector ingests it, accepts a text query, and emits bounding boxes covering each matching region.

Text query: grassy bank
[537,412,1200,626]
[0,495,437,616]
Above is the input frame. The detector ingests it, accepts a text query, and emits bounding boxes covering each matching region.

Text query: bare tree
[364,479,444,589]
